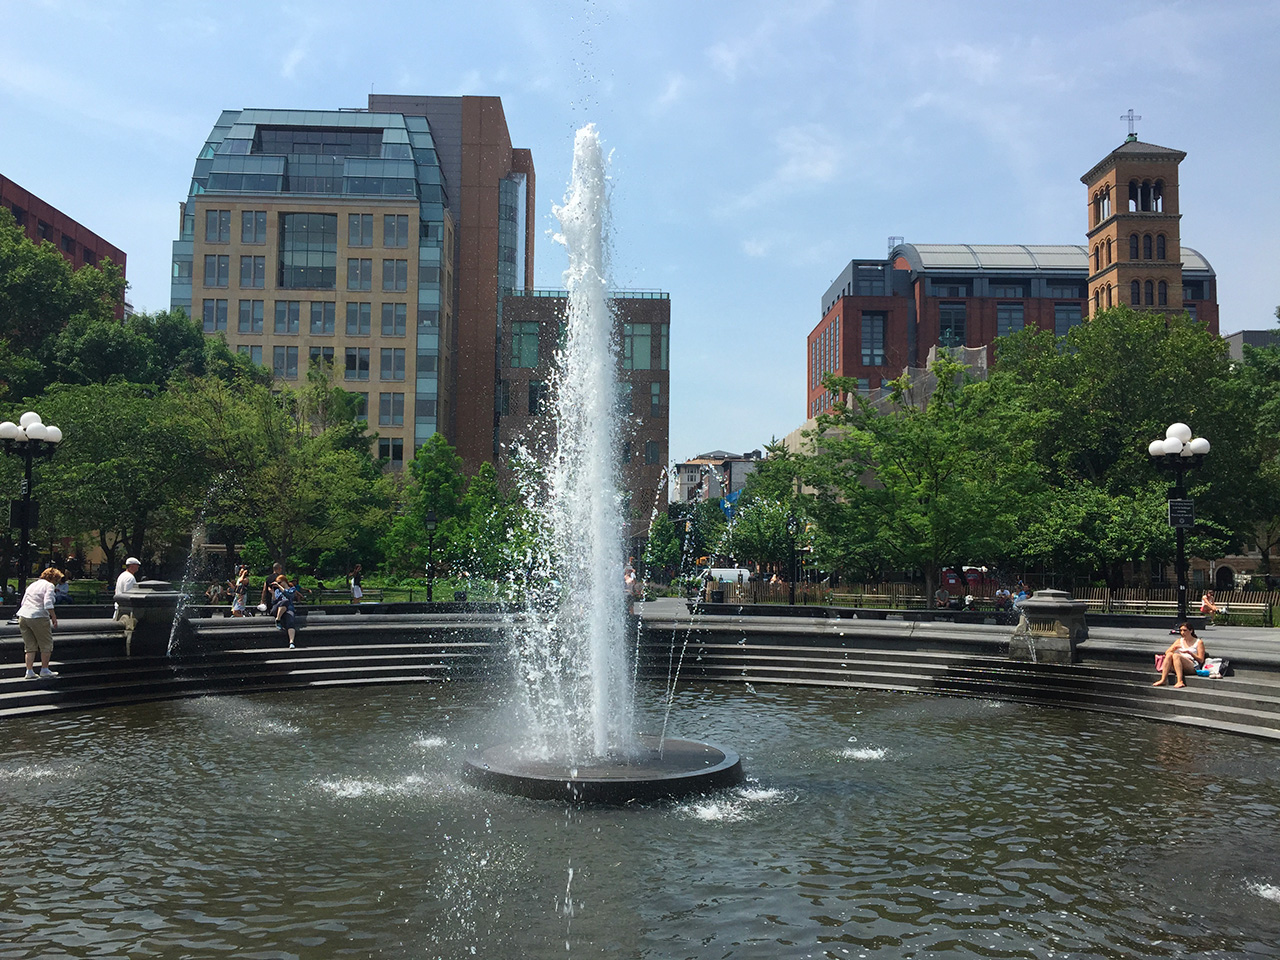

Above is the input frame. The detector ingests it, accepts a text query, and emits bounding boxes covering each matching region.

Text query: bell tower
[1081,114,1186,318]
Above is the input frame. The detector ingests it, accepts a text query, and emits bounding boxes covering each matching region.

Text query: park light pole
[786,511,800,606]
[1147,422,1210,623]
[424,510,437,602]
[0,412,64,598]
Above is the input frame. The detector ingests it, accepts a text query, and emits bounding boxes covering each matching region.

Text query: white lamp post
[1147,422,1210,622]
[0,412,64,596]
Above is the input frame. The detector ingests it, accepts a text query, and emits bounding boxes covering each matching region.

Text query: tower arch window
[1158,280,1168,306]
[1106,238,1112,265]
[1129,234,1139,259]
[1143,234,1153,260]
[1094,288,1101,313]
[1144,280,1154,306]
[1131,280,1141,305]
[1156,234,1166,260]
[1093,244,1100,271]
[1153,180,1164,213]
[1101,186,1111,219]
[1129,180,1139,212]
[1105,284,1112,308]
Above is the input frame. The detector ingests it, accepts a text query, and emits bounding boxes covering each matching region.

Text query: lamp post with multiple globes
[0,412,64,597]
[1147,422,1210,623]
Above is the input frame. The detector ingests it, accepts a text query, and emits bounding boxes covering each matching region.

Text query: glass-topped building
[174,96,535,471]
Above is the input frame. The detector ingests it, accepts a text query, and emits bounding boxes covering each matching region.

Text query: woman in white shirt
[18,567,63,679]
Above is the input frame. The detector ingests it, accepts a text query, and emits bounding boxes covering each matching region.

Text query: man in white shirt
[114,557,141,620]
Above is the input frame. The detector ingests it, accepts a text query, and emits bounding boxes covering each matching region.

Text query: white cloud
[717,123,843,215]
[652,73,686,113]
[742,239,768,258]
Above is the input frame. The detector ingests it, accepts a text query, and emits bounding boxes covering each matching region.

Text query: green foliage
[722,498,802,567]
[641,511,680,577]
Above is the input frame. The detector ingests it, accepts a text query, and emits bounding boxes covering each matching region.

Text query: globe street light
[785,511,800,606]
[1147,422,1210,623]
[0,412,64,597]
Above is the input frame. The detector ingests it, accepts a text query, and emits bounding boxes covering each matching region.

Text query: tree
[721,497,800,569]
[641,511,680,579]
[380,433,467,574]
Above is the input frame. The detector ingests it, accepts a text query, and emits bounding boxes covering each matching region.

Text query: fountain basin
[463,734,742,804]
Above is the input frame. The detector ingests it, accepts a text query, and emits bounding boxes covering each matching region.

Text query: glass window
[382,259,408,291]
[1053,303,1082,337]
[204,254,229,287]
[378,392,405,426]
[996,302,1024,337]
[241,210,267,244]
[658,324,669,370]
[201,299,227,333]
[1145,280,1154,306]
[510,321,540,368]
[1143,234,1153,260]
[529,381,547,415]
[383,214,409,247]
[990,283,1024,298]
[273,300,300,334]
[644,440,661,464]
[1158,281,1168,306]
[310,301,335,335]
[272,345,298,379]
[1157,235,1166,260]
[172,259,192,280]
[377,437,404,466]
[205,209,231,243]
[861,312,886,365]
[347,258,372,291]
[278,213,337,289]
[650,381,662,418]
[348,213,373,247]
[239,255,265,289]
[344,347,370,381]
[353,392,368,421]
[381,302,407,337]
[238,299,264,333]
[1129,234,1140,260]
[346,302,371,335]
[237,344,263,365]
[309,346,335,370]
[1131,280,1141,305]
[938,302,965,346]
[623,323,652,370]
[933,279,969,297]
[380,348,406,381]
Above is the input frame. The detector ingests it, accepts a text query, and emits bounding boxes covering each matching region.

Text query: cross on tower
[1121,108,1142,140]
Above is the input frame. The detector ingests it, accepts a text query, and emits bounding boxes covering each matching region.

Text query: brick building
[806,138,1219,418]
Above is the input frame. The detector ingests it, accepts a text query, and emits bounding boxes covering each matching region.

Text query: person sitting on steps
[1154,622,1205,689]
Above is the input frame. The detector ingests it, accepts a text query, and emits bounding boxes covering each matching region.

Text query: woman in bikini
[1153,622,1205,688]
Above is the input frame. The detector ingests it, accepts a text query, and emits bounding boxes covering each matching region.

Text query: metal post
[17,450,33,597]
[1173,462,1188,623]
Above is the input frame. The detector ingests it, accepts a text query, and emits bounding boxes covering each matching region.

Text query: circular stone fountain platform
[463,735,743,804]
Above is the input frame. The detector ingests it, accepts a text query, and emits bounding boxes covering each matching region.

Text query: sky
[2,0,1278,467]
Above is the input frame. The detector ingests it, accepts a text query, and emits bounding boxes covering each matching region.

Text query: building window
[272,345,299,379]
[1129,234,1139,260]
[1145,280,1154,306]
[623,323,652,370]
[381,302,406,337]
[273,300,300,334]
[1094,289,1101,313]
[309,346,335,370]
[1054,303,1083,337]
[201,299,227,333]
[650,381,662,418]
[938,303,965,346]
[348,213,373,247]
[1131,280,1141,306]
[237,344,263,365]
[659,324,669,370]
[353,393,368,421]
[1106,284,1113,308]
[347,258,373,291]
[529,380,548,415]
[511,321,540,368]
[1045,283,1084,298]
[241,210,267,244]
[1158,280,1168,306]
[645,440,661,465]
[378,437,404,466]
[309,301,335,335]
[1143,234,1153,260]
[933,279,969,297]
[1105,239,1112,266]
[380,348,406,381]
[172,259,192,280]
[996,302,1025,337]
[238,299,264,334]
[205,209,231,243]
[204,254,229,288]
[239,255,266,289]
[861,312,886,365]
[1093,245,1100,272]
[1186,303,1198,320]
[378,392,405,426]
[382,259,408,292]
[60,234,75,254]
[345,302,371,335]
[416,395,437,420]
[1157,235,1166,260]
[383,214,409,247]
[279,213,337,289]
[344,347,370,381]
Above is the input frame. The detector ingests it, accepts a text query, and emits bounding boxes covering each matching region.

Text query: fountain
[462,126,742,803]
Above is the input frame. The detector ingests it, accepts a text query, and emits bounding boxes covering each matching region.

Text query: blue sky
[2,0,1277,466]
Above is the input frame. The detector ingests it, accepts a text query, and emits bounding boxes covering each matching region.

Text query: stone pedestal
[115,580,185,657]
[1008,589,1087,664]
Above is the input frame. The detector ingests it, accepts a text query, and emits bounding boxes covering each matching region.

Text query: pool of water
[2,682,1278,959]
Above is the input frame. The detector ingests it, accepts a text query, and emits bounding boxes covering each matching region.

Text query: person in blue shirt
[270,574,304,648]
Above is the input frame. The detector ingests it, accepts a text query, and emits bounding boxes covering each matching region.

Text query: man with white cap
[115,557,141,620]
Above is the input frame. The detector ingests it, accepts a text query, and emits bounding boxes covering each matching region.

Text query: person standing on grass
[18,567,63,679]
[349,563,363,603]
